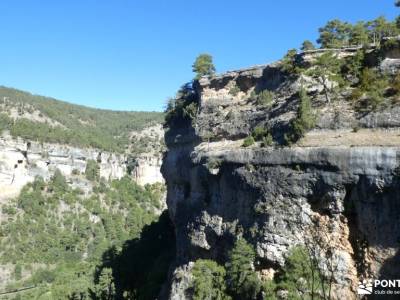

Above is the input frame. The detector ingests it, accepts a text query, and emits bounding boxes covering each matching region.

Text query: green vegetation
[317,19,353,48]
[281,49,301,74]
[191,260,230,300]
[229,85,241,97]
[190,239,337,300]
[85,159,100,181]
[261,134,274,147]
[251,126,273,146]
[206,157,222,170]
[252,126,268,141]
[96,211,175,299]
[252,90,274,106]
[306,51,343,103]
[301,40,316,51]
[274,246,328,300]
[349,22,370,46]
[285,88,316,145]
[192,53,216,79]
[164,83,198,128]
[344,49,365,78]
[0,87,164,152]
[391,73,400,103]
[317,17,399,48]
[242,136,255,147]
[0,172,172,299]
[351,68,389,111]
[225,239,261,300]
[190,239,260,300]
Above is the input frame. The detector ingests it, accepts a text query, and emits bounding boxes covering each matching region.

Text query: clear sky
[0,0,397,112]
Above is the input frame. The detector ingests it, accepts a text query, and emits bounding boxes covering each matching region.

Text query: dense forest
[0,167,174,299]
[0,87,164,152]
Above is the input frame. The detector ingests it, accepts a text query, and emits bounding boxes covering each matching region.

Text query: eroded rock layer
[162,46,400,299]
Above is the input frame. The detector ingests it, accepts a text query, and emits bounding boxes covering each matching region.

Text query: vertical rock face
[129,124,165,185]
[0,134,125,199]
[131,154,164,185]
[0,126,165,201]
[162,50,400,299]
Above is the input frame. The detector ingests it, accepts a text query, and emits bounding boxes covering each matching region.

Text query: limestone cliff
[162,44,400,299]
[0,124,165,202]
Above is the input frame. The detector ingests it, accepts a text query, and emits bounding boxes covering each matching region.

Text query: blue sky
[0,0,397,112]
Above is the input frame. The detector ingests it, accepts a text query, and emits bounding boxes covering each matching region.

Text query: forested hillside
[0,169,174,299]
[0,87,164,152]
[0,86,171,299]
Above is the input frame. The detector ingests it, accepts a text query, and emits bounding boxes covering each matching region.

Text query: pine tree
[192,259,231,300]
[192,54,216,79]
[285,88,315,145]
[85,159,100,181]
[301,40,316,51]
[307,51,343,103]
[225,239,261,300]
[95,267,115,300]
[317,19,352,48]
[349,21,369,46]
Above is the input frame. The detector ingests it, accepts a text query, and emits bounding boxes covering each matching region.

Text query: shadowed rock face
[162,47,400,299]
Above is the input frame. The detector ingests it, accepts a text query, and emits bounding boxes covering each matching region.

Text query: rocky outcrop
[0,126,165,201]
[162,47,400,299]
[129,124,165,185]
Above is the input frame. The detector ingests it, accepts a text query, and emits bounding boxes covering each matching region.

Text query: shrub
[191,259,230,300]
[85,159,100,181]
[352,125,360,132]
[262,280,277,300]
[164,83,198,128]
[206,158,222,170]
[392,73,400,94]
[252,126,274,146]
[352,68,389,111]
[252,126,268,141]
[391,73,400,103]
[281,49,301,74]
[345,49,365,78]
[183,102,198,120]
[0,113,11,132]
[256,90,274,106]
[285,88,315,145]
[50,169,68,193]
[229,85,241,97]
[14,264,22,280]
[242,136,255,147]
[261,134,274,147]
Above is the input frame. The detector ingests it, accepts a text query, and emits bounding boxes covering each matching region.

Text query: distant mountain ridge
[0,86,164,152]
